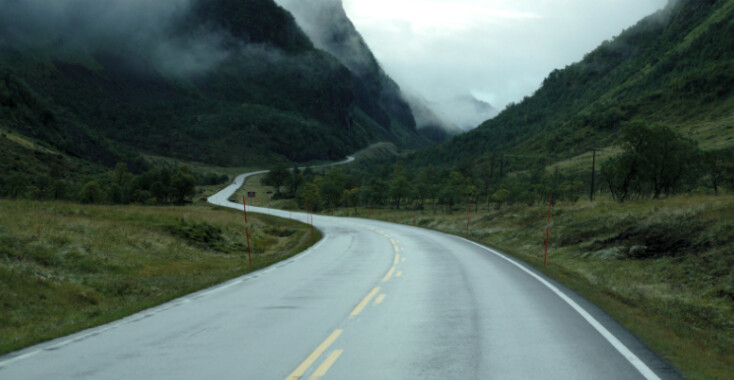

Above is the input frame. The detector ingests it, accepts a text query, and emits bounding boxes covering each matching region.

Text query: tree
[389,175,411,209]
[151,181,170,204]
[287,165,304,196]
[491,189,510,209]
[602,154,637,202]
[78,181,104,204]
[297,183,321,211]
[629,124,698,198]
[320,181,341,209]
[151,168,173,204]
[325,167,346,191]
[343,188,360,212]
[113,162,132,187]
[447,171,468,208]
[603,122,701,201]
[703,149,734,195]
[171,167,196,204]
[262,164,290,195]
[370,179,389,206]
[415,167,434,212]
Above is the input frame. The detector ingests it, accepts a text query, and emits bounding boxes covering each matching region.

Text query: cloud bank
[341,0,669,128]
[0,0,233,76]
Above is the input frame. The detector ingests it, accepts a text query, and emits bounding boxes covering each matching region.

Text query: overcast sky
[340,0,668,124]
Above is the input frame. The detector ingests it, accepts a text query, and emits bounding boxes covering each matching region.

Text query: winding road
[0,160,681,379]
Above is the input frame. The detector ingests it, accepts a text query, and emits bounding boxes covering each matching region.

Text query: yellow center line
[286,330,343,380]
[396,271,403,277]
[393,245,399,253]
[308,350,344,380]
[382,267,396,282]
[373,294,386,305]
[350,287,380,317]
[393,254,399,265]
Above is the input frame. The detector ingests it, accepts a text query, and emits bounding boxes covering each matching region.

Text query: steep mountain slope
[411,0,734,168]
[0,0,428,170]
[276,0,448,143]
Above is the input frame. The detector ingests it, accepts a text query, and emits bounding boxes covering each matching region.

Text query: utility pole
[590,150,596,202]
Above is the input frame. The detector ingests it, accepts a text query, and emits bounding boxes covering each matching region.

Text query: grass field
[0,199,320,356]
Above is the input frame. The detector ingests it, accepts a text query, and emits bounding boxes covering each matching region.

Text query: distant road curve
[0,155,681,379]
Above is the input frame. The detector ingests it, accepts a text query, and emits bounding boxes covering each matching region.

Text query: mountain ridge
[409,0,733,168]
[0,0,431,173]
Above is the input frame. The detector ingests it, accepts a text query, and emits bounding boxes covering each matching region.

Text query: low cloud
[0,0,233,76]
[341,0,669,127]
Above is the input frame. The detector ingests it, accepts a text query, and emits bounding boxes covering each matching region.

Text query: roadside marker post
[466,196,472,239]
[544,194,552,266]
[242,195,253,266]
[413,201,416,226]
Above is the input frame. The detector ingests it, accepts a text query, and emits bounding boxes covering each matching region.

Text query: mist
[275,0,463,131]
[0,0,233,76]
[341,0,669,129]
[275,0,375,76]
[275,0,503,131]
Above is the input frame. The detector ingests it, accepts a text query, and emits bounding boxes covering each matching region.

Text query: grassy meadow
[0,199,320,356]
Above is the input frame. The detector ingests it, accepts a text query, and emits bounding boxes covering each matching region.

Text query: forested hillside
[0,0,428,173]
[411,0,734,168]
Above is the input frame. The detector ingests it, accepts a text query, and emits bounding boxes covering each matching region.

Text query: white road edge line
[464,239,661,380]
[0,351,38,368]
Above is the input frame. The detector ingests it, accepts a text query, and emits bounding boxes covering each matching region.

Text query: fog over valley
[313,0,670,130]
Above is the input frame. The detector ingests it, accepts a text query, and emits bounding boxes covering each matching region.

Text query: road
[0,163,680,379]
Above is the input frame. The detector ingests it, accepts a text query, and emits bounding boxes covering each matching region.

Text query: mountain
[0,0,430,172]
[274,0,445,144]
[437,95,498,131]
[401,94,464,143]
[410,0,734,168]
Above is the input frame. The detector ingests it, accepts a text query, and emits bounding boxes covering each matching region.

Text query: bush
[78,181,104,204]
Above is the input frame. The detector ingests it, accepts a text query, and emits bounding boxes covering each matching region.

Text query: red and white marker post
[242,195,252,266]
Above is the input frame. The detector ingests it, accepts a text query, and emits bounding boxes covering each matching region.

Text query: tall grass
[0,199,319,355]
